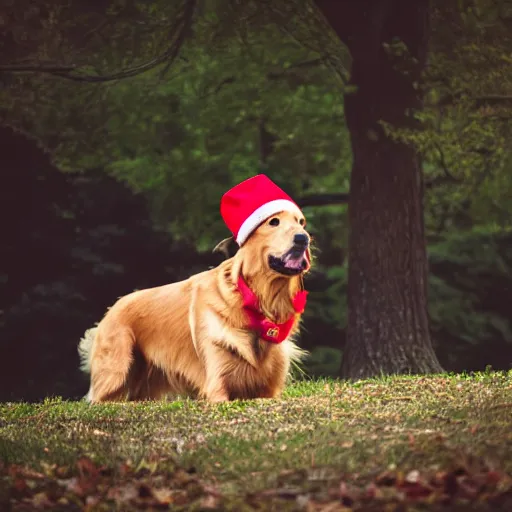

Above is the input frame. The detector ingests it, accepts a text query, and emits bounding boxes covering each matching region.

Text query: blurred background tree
[0,0,511,400]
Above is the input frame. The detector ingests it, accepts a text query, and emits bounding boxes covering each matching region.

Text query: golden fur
[78,210,311,403]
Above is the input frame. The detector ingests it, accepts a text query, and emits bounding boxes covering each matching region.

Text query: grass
[1,372,512,510]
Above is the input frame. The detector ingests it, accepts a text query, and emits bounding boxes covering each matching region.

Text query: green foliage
[382,1,512,235]
[1,0,352,250]
[0,127,220,401]
[1,0,512,390]
[428,226,512,368]
[305,264,347,330]
[305,347,342,377]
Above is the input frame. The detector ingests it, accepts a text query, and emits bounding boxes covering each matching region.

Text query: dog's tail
[78,327,97,374]
[284,341,309,381]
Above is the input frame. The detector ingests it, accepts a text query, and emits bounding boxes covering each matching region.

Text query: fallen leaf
[365,482,382,499]
[405,470,420,484]
[339,481,356,507]
[9,465,45,480]
[85,495,101,507]
[13,478,27,492]
[375,471,396,486]
[107,483,139,503]
[152,487,174,504]
[76,457,99,479]
[200,493,221,509]
[92,429,111,437]
[402,482,433,500]
[486,470,502,486]
[57,477,83,495]
[31,491,53,508]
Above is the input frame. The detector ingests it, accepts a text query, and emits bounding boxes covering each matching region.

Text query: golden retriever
[78,210,311,403]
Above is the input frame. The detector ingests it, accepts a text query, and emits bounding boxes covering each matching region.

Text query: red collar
[237,276,308,344]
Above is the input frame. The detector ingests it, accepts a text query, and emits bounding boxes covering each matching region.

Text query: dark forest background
[1,0,511,402]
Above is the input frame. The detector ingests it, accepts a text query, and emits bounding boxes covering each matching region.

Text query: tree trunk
[315,0,443,378]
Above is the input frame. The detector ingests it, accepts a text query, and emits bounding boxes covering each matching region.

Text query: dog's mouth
[269,248,309,276]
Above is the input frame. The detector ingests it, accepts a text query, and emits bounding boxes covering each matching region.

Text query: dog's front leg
[204,381,229,403]
[201,345,231,403]
[191,295,232,403]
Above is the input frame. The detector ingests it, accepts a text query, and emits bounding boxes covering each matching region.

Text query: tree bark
[315,0,443,378]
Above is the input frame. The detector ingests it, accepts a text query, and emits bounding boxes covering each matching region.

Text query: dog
[78,209,311,403]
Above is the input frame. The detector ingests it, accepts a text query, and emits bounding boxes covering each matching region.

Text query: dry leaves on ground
[0,458,222,511]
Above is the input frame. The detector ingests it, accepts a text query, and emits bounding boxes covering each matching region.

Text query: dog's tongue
[283,253,305,270]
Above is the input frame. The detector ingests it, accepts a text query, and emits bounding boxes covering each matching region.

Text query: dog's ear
[213,236,239,260]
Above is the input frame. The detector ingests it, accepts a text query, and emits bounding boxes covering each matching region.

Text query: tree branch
[267,58,324,79]
[198,58,326,99]
[474,95,512,106]
[435,93,512,109]
[435,143,461,183]
[297,192,349,207]
[297,174,462,208]
[424,175,460,189]
[0,64,78,73]
[0,0,196,83]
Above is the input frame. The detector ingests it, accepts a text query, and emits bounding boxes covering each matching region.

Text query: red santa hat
[221,174,303,246]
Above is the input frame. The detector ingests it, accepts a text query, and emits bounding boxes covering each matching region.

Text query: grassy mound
[1,373,512,510]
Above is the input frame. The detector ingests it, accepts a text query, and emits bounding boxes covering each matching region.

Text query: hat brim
[236,199,303,246]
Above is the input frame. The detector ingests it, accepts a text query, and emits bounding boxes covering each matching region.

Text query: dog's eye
[299,218,306,226]
[269,218,280,227]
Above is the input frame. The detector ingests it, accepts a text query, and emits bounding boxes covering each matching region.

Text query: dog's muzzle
[269,234,310,276]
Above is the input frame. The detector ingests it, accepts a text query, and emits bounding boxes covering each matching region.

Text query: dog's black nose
[293,233,309,247]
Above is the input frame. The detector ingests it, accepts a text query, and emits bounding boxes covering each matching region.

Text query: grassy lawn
[1,372,512,510]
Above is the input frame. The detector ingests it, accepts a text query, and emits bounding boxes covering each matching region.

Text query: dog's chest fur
[193,291,291,400]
